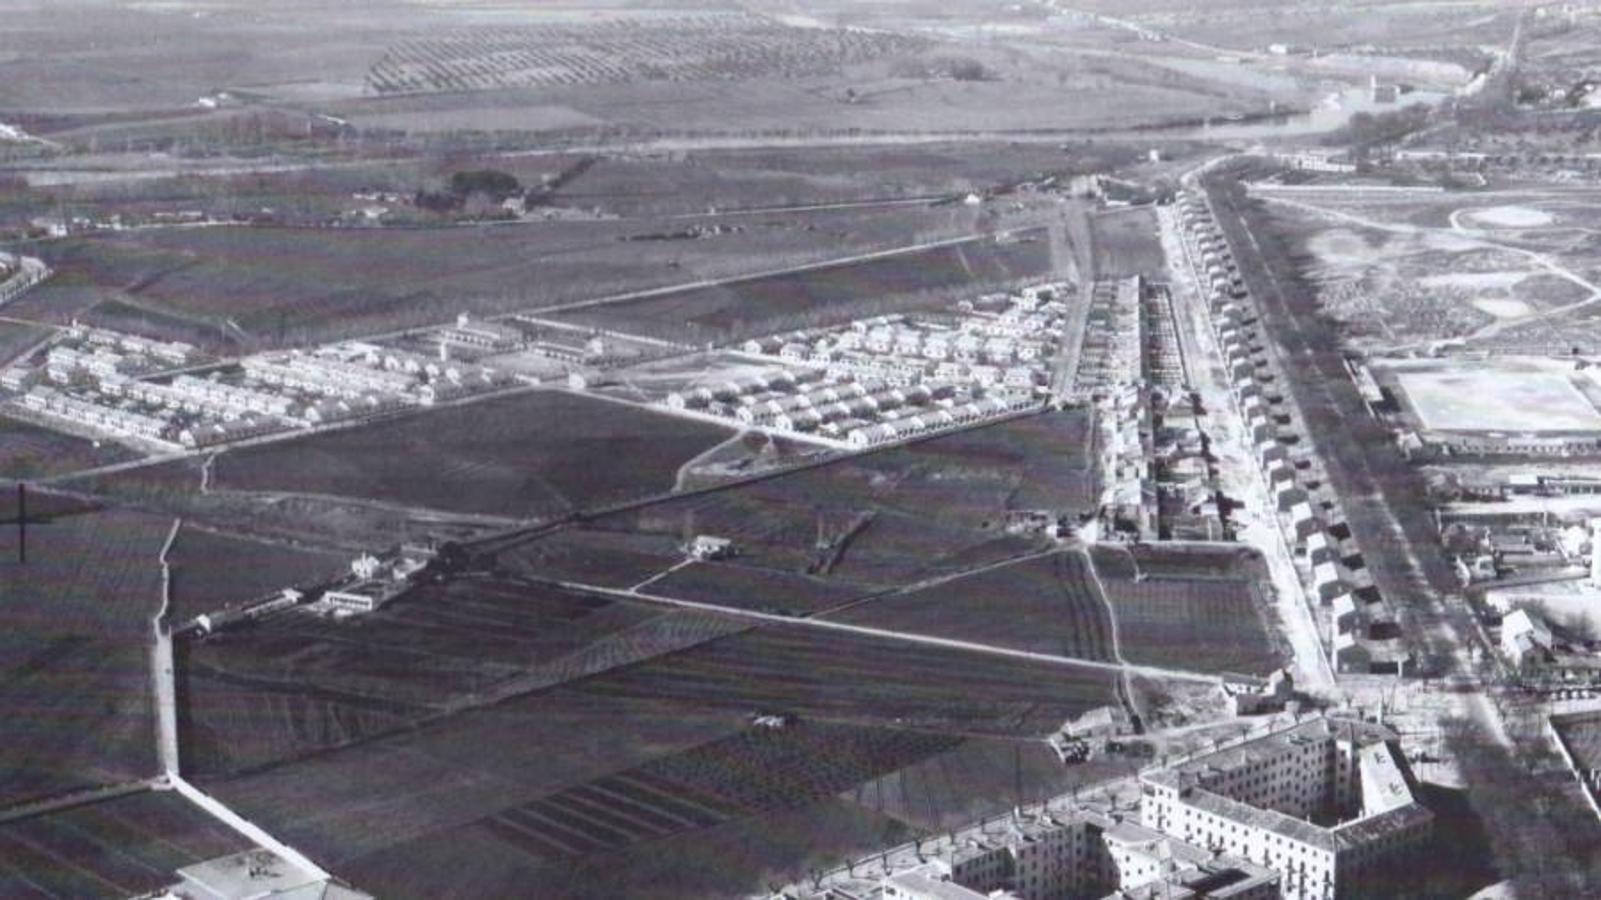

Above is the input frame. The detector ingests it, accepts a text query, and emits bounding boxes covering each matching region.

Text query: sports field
[1397,368,1601,433]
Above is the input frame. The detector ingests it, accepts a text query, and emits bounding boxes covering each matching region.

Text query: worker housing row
[7,329,510,451]
[1175,191,1409,675]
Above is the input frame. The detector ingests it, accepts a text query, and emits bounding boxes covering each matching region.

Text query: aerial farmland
[6,0,1589,897]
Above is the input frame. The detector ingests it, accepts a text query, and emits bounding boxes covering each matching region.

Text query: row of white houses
[1177,190,1409,675]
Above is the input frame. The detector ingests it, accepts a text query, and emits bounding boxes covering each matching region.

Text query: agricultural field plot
[1113,542,1265,580]
[590,467,1025,590]
[576,409,1099,593]
[0,790,252,899]
[645,562,878,615]
[548,231,1054,344]
[178,576,688,775]
[1092,566,1284,676]
[511,142,1145,219]
[847,737,1136,834]
[1551,710,1601,790]
[378,721,959,876]
[1108,0,1508,72]
[346,793,915,900]
[1093,207,1167,279]
[533,68,1259,137]
[206,689,750,867]
[339,102,605,134]
[0,3,403,113]
[0,507,171,804]
[364,12,927,95]
[496,527,688,589]
[827,551,1116,663]
[36,209,968,353]
[211,391,733,519]
[0,320,51,368]
[0,413,137,480]
[0,282,105,329]
[165,525,345,621]
[572,624,1120,738]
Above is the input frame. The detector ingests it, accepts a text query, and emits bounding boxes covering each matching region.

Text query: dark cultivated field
[0,790,252,898]
[573,409,1099,593]
[849,737,1135,833]
[1103,574,1281,674]
[497,527,687,589]
[166,526,344,620]
[179,577,721,775]
[347,794,917,900]
[208,617,1117,899]
[0,507,170,805]
[647,561,877,615]
[572,624,1118,737]
[340,721,963,899]
[0,320,50,367]
[526,143,1139,218]
[35,202,978,352]
[828,551,1116,663]
[549,231,1054,342]
[0,282,105,328]
[0,414,138,480]
[1088,545,1282,674]
[212,391,733,519]
[207,689,749,866]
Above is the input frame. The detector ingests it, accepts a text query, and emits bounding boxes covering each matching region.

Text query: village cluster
[0,321,515,451]
[661,284,1068,448]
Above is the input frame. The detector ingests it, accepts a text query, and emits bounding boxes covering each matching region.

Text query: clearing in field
[1397,368,1601,433]
[211,391,734,519]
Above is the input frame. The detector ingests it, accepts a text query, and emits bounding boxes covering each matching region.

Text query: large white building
[797,716,1431,900]
[1139,716,1433,899]
[878,806,1277,900]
